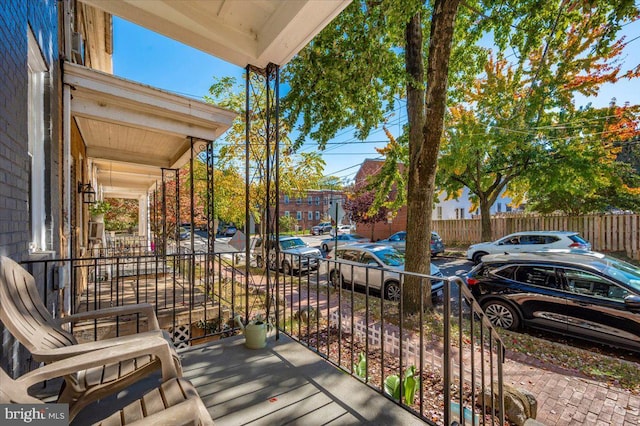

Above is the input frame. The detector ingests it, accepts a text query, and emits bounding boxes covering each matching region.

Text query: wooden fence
[433,214,640,261]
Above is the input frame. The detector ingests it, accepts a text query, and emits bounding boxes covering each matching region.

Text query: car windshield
[374,248,405,267]
[602,256,640,291]
[280,238,306,250]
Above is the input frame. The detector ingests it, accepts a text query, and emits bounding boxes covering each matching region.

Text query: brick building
[353,160,406,241]
[280,189,345,231]
[1,0,63,375]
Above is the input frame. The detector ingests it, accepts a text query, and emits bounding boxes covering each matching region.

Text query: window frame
[27,29,48,253]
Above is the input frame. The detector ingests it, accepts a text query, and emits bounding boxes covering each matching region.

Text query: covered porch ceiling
[69,0,350,199]
[65,62,237,198]
[78,0,351,68]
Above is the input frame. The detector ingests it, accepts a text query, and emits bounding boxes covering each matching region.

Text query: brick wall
[280,189,344,232]
[0,0,61,376]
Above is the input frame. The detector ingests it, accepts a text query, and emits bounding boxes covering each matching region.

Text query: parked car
[325,243,444,302]
[466,231,591,264]
[252,236,322,275]
[378,231,445,257]
[223,226,237,237]
[320,233,369,252]
[311,222,333,235]
[465,251,640,352]
[178,227,190,240]
[330,225,354,236]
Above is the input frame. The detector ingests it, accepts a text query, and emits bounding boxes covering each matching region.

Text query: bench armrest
[21,337,179,387]
[57,303,160,331]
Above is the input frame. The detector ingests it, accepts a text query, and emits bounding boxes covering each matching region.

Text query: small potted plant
[89,200,111,222]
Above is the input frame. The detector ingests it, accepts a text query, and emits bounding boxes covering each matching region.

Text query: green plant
[195,318,220,333]
[279,215,298,233]
[384,365,419,405]
[353,352,367,379]
[89,200,111,215]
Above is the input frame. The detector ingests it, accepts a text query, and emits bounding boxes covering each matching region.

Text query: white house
[433,187,520,220]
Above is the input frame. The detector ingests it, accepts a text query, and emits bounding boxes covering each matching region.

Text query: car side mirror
[368,261,379,267]
[624,294,640,310]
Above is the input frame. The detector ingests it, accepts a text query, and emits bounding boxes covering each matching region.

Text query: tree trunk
[479,197,492,241]
[404,1,460,314]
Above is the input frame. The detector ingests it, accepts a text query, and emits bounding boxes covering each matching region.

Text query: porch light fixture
[78,182,96,204]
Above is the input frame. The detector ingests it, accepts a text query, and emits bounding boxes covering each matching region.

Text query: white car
[330,225,354,236]
[320,233,369,252]
[466,231,591,264]
[325,243,444,302]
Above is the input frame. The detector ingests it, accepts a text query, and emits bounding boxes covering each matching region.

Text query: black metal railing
[24,249,504,425]
[275,252,505,426]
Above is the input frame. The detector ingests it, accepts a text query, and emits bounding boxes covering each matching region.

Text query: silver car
[320,233,369,252]
[253,236,322,274]
[326,243,444,302]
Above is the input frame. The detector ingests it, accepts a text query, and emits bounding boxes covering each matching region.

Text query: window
[315,196,320,205]
[284,211,290,217]
[563,269,627,300]
[436,206,443,220]
[307,196,312,205]
[455,208,465,219]
[324,197,329,205]
[308,211,313,220]
[360,253,378,266]
[338,250,361,262]
[520,235,546,245]
[492,265,518,280]
[515,266,559,288]
[284,195,289,204]
[28,29,48,252]
[497,203,502,213]
[315,211,320,220]
[296,211,302,220]
[389,232,405,242]
[501,236,520,245]
[296,197,302,205]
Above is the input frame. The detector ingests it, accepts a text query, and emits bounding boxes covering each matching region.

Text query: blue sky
[113,16,639,182]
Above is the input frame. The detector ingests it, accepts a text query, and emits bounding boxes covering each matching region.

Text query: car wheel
[384,281,401,302]
[329,270,342,288]
[483,300,520,330]
[322,243,329,252]
[472,251,487,264]
[256,256,264,268]
[267,252,278,271]
[282,261,292,276]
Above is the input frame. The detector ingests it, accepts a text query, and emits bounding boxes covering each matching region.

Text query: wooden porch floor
[71,334,425,425]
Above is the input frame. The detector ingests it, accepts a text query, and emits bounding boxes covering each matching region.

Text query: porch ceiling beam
[95,169,162,180]
[71,95,220,141]
[87,147,172,168]
[92,159,164,176]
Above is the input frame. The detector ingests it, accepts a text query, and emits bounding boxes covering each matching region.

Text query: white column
[62,0,73,316]
[138,194,148,238]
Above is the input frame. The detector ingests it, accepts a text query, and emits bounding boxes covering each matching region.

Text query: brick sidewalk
[503,352,640,425]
